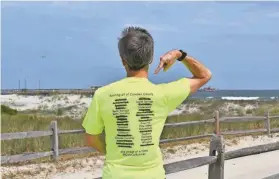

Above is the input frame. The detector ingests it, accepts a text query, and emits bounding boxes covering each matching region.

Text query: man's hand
[154,48,212,94]
[154,49,181,74]
[85,133,106,154]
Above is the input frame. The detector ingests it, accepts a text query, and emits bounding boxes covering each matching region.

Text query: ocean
[190,90,279,100]
[1,89,279,101]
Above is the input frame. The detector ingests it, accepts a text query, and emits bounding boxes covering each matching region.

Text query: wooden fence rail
[1,111,279,179]
[1,111,279,161]
[2,113,279,142]
[263,173,279,179]
[93,135,279,179]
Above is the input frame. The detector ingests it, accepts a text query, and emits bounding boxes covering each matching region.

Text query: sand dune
[1,94,279,179]
[0,94,262,119]
[1,134,278,179]
[51,150,279,179]
[3,134,274,179]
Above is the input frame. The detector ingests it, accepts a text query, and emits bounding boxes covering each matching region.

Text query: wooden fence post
[214,110,220,135]
[265,110,271,137]
[49,121,59,161]
[208,135,225,179]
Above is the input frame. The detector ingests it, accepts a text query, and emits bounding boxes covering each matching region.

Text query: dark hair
[118,26,154,71]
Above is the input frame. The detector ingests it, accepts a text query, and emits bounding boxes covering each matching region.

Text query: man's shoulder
[93,80,123,97]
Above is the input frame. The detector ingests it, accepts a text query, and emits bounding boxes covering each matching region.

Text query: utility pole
[18,80,21,90]
[24,78,27,89]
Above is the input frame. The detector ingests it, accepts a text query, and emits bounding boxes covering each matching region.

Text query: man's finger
[154,62,164,74]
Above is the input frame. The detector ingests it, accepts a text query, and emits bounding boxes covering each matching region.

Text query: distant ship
[198,86,217,92]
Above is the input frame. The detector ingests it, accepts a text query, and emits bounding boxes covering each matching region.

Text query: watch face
[181,52,186,59]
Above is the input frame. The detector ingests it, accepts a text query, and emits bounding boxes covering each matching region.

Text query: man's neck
[127,70,148,78]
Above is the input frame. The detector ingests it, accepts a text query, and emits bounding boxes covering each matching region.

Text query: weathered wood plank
[221,128,266,135]
[271,128,279,133]
[2,114,271,140]
[270,115,279,119]
[214,111,220,135]
[59,120,214,135]
[208,135,225,179]
[93,156,217,179]
[262,173,279,179]
[160,134,212,144]
[59,135,212,156]
[225,141,279,160]
[1,151,53,164]
[58,135,212,156]
[1,131,52,141]
[265,111,271,136]
[164,156,217,174]
[164,119,214,127]
[50,121,59,160]
[59,147,95,155]
[58,129,85,134]
[219,116,265,123]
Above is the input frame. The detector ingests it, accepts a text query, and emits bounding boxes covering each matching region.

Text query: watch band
[177,50,187,61]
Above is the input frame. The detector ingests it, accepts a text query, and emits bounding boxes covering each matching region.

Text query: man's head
[118,26,154,73]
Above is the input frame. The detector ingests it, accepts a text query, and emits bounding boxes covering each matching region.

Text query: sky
[1,1,279,90]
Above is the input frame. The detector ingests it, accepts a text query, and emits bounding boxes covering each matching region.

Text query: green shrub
[1,105,18,115]
[56,108,63,116]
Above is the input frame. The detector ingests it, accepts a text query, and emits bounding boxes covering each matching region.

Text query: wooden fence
[1,111,279,179]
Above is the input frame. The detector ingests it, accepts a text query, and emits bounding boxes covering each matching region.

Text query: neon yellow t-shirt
[82,77,191,179]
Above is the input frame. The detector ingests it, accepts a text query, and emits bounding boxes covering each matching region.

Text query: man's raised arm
[154,49,212,94]
[181,55,212,94]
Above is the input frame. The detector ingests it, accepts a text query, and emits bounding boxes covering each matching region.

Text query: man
[82,26,212,179]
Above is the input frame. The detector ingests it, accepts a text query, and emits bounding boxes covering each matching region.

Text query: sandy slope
[51,151,279,179]
[0,94,260,119]
[1,94,278,179]
[48,134,279,179]
[1,134,278,179]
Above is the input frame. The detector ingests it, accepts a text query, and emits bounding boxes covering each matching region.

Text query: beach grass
[2,103,279,158]
[1,113,84,156]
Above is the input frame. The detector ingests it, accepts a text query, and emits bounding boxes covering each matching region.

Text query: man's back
[82,26,212,179]
[82,77,191,179]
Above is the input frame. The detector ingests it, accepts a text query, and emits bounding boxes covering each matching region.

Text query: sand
[1,94,279,178]
[0,94,92,119]
[0,94,262,119]
[2,133,278,179]
[51,151,279,179]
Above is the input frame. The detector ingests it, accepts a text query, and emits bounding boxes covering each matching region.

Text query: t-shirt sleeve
[82,91,104,135]
[160,78,191,113]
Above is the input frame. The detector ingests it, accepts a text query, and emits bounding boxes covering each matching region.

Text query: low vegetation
[1,105,18,115]
[2,101,279,157]
[1,113,83,156]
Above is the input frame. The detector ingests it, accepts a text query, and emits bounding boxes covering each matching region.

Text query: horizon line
[1,88,279,91]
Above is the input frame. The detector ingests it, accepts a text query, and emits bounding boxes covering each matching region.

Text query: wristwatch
[177,50,187,61]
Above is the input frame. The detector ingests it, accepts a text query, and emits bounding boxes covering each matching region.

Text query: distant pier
[1,88,99,96]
